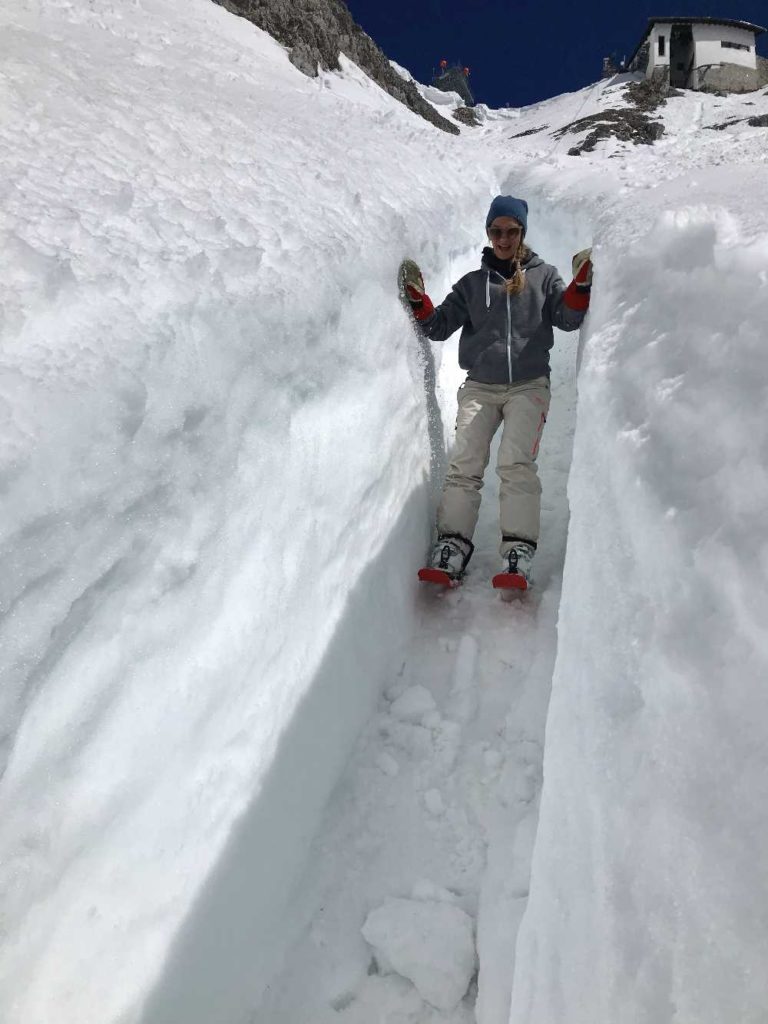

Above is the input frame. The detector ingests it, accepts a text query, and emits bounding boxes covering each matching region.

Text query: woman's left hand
[563,248,593,311]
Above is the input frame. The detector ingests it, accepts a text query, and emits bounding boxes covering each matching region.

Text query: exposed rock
[557,108,665,154]
[556,78,668,155]
[706,114,768,131]
[705,118,743,131]
[625,77,669,112]
[212,0,459,135]
[453,106,480,128]
[511,124,549,138]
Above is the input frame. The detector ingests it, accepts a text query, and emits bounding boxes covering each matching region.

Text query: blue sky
[344,0,768,107]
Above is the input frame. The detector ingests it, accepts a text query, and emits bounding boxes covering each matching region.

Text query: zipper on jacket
[488,268,515,383]
[506,290,513,383]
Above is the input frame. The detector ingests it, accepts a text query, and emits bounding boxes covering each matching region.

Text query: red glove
[406,284,435,322]
[563,248,592,311]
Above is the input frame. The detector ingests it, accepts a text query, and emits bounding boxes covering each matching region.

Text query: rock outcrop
[213,0,460,135]
[556,78,672,155]
[453,106,480,128]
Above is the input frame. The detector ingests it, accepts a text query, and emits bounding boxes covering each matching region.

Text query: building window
[658,35,666,57]
[721,40,750,51]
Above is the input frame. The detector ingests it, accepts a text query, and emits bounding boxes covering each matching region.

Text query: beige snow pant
[437,377,550,554]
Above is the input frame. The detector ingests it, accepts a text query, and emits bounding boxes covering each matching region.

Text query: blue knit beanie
[486,195,528,235]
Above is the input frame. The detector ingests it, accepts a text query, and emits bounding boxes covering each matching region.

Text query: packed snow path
[255,338,579,1023]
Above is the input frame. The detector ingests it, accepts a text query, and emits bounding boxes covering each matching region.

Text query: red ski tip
[418,567,461,589]
[492,572,528,592]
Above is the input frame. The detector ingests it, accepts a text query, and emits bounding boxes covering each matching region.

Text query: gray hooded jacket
[422,249,585,384]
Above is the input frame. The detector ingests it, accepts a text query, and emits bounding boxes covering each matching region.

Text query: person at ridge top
[407,194,592,588]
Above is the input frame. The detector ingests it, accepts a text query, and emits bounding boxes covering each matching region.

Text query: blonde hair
[505,242,532,296]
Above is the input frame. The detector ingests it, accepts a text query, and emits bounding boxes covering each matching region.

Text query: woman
[407,194,592,590]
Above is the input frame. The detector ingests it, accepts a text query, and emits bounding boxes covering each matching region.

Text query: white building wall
[640,21,759,83]
[647,24,670,70]
[694,24,757,70]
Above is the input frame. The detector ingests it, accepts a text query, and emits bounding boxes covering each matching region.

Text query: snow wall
[509,165,768,1021]
[0,2,497,1021]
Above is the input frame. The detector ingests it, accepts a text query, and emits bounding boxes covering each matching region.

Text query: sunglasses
[488,226,522,240]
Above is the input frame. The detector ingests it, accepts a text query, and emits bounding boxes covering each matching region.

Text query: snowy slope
[3,3,768,1023]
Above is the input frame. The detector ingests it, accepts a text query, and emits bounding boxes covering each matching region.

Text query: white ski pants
[437,377,550,553]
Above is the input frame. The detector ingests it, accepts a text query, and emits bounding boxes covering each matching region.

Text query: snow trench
[243,197,593,1024]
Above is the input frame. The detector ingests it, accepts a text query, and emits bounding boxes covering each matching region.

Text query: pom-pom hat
[486,195,528,235]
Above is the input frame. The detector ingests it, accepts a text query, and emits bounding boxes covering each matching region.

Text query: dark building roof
[648,16,765,34]
[627,16,767,68]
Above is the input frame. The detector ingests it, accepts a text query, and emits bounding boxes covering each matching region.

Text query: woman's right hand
[406,285,435,321]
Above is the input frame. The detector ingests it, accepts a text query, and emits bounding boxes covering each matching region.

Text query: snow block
[361,897,477,1011]
[389,685,437,723]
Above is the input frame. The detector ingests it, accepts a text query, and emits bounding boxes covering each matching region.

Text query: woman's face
[487,216,523,261]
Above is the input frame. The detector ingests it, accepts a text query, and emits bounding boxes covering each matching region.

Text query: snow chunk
[375,751,400,777]
[423,788,445,816]
[389,685,437,723]
[411,879,459,904]
[361,897,476,1011]
[389,60,414,83]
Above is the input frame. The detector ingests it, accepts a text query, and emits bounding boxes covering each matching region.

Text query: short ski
[418,567,462,589]
[492,571,528,593]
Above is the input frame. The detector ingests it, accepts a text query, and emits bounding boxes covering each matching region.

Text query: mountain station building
[627,16,767,92]
[431,61,475,106]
